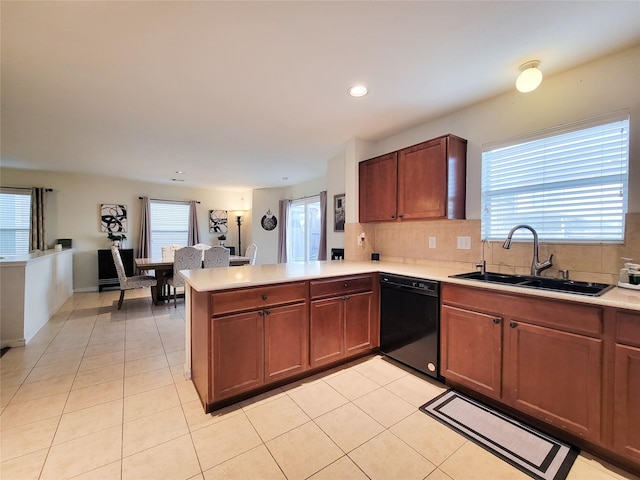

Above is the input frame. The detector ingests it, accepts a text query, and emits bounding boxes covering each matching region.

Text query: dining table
[135,255,251,305]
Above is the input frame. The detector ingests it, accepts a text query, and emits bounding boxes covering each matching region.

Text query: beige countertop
[0,247,74,267]
[180,260,640,312]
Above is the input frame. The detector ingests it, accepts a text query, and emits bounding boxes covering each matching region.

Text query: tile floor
[1,289,638,480]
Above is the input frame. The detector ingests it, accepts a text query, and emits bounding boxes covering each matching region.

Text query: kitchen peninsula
[0,248,74,347]
[183,261,640,468]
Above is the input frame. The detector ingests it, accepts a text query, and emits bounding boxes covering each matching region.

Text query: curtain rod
[291,193,321,201]
[1,186,53,192]
[139,196,200,204]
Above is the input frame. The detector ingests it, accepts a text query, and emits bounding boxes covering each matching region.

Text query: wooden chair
[203,246,230,268]
[111,246,157,310]
[165,246,201,308]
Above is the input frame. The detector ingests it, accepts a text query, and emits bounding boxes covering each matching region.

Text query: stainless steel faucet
[502,225,553,276]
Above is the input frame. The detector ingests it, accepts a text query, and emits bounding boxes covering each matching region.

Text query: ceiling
[2,1,639,191]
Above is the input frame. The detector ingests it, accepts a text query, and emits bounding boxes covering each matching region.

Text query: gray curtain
[138,196,151,258]
[188,200,200,245]
[277,199,289,263]
[318,191,327,260]
[30,187,46,251]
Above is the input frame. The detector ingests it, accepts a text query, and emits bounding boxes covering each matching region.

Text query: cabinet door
[310,297,345,367]
[344,291,375,355]
[440,305,503,400]
[397,138,447,220]
[264,303,308,383]
[359,152,397,222]
[504,321,602,442]
[613,343,640,461]
[212,311,264,400]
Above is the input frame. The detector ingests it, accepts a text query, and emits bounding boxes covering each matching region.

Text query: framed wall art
[101,204,128,233]
[334,194,345,232]
[209,210,228,234]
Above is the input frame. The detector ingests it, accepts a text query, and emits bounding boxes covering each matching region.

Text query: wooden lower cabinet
[310,290,376,367]
[192,276,379,413]
[441,284,603,443]
[212,302,308,401]
[264,303,308,382]
[309,274,378,368]
[212,311,264,400]
[440,305,502,400]
[612,309,640,463]
[504,321,602,442]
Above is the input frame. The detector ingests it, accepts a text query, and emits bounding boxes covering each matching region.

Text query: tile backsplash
[345,213,640,285]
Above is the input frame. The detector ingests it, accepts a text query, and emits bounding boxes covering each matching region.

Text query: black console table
[98,249,134,291]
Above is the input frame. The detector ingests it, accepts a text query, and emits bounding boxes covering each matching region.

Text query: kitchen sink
[450,271,615,296]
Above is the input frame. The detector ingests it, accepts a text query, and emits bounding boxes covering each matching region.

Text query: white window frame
[481,111,629,244]
[0,188,32,255]
[149,200,190,258]
[287,195,321,262]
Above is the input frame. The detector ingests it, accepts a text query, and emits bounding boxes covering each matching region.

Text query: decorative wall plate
[261,209,277,231]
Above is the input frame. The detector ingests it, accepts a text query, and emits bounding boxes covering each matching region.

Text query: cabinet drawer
[442,284,602,336]
[310,275,374,299]
[211,282,307,316]
[615,310,640,347]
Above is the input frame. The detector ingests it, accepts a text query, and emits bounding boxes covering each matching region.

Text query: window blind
[481,112,629,243]
[0,188,32,254]
[150,200,190,258]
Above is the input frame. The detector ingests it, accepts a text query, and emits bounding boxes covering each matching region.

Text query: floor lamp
[236,214,243,256]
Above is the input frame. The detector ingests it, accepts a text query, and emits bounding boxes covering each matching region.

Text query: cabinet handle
[493,318,501,324]
[510,321,517,328]
[398,214,404,218]
[344,283,349,288]
[258,311,264,317]
[265,309,271,315]
[391,215,395,219]
[262,295,268,300]
[343,295,350,300]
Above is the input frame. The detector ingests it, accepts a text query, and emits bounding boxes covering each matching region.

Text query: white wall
[361,46,640,217]
[251,187,286,264]
[0,168,252,291]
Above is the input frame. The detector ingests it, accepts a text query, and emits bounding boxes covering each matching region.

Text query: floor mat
[420,390,578,480]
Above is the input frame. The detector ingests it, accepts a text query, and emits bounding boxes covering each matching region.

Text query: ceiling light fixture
[175,170,186,174]
[349,85,368,97]
[516,60,543,93]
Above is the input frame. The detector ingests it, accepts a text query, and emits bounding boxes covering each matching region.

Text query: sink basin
[450,271,614,296]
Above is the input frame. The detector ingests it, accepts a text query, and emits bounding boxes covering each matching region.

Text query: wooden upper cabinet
[359,134,467,223]
[359,152,398,222]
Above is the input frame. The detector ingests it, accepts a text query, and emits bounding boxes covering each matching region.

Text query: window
[287,196,321,262]
[0,189,31,255]
[150,200,190,258]
[481,111,629,243]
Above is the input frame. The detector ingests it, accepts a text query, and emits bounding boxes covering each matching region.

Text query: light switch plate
[428,237,436,248]
[457,236,471,250]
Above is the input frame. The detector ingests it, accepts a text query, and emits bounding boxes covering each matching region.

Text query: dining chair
[245,243,257,265]
[111,246,157,310]
[165,246,202,308]
[203,245,230,268]
[161,244,184,262]
[192,243,212,263]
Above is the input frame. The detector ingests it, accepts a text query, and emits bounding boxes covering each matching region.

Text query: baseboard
[1,338,26,349]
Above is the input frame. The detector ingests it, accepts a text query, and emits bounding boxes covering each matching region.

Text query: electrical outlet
[357,232,365,246]
[457,236,471,250]
[428,236,436,249]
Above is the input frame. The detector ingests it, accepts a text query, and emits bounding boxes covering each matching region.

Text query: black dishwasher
[379,273,440,379]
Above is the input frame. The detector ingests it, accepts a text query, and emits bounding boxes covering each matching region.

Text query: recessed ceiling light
[175,170,186,174]
[171,178,185,182]
[349,85,368,97]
